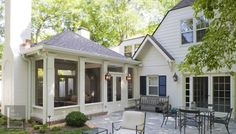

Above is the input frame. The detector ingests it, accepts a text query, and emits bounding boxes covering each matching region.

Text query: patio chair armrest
[112,121,122,133]
[136,123,145,133]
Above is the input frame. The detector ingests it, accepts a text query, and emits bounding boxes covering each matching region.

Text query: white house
[2,0,235,124]
[113,0,235,118]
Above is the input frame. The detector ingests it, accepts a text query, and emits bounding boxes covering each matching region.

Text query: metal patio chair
[179,109,203,134]
[213,108,233,134]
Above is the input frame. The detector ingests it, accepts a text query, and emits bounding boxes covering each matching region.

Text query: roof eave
[23,45,140,65]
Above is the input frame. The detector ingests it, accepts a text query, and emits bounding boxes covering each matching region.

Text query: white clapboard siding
[153,6,194,62]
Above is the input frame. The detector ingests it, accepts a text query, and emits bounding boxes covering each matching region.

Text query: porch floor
[89,110,236,134]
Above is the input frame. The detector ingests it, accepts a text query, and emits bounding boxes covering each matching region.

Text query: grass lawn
[0,127,89,134]
[0,128,28,134]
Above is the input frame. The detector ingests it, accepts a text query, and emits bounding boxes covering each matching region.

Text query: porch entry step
[86,112,108,120]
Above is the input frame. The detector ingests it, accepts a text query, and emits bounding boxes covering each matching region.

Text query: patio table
[178,106,214,134]
[82,127,108,134]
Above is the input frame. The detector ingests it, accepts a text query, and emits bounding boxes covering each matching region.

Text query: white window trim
[181,16,209,46]
[146,75,159,96]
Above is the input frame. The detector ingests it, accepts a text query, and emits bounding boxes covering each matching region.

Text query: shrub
[33,125,41,130]
[51,126,61,131]
[65,111,88,127]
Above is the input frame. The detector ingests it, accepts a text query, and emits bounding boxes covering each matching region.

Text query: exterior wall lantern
[105,72,111,80]
[126,73,132,81]
[173,73,178,82]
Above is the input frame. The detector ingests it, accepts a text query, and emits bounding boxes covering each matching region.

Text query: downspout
[22,54,31,122]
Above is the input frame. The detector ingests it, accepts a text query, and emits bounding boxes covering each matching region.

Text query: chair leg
[225,124,230,134]
[165,117,168,125]
[161,116,166,127]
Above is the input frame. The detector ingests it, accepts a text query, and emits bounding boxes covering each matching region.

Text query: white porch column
[189,76,193,104]
[123,64,128,108]
[42,57,47,124]
[102,61,108,111]
[46,56,55,119]
[79,58,85,113]
[42,56,55,124]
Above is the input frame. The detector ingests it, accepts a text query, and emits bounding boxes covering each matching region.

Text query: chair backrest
[226,108,233,124]
[179,109,201,126]
[121,111,146,130]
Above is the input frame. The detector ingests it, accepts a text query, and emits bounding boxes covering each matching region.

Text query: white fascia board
[133,36,174,63]
[133,36,148,59]
[21,45,44,55]
[23,44,140,65]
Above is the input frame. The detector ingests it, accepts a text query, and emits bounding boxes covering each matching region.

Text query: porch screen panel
[213,76,231,112]
[55,59,77,107]
[85,63,101,104]
[35,60,43,106]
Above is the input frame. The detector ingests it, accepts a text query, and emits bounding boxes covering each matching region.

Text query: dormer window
[196,16,209,42]
[181,19,193,44]
[124,45,132,57]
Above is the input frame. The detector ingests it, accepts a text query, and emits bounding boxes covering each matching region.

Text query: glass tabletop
[178,106,214,112]
[82,127,108,134]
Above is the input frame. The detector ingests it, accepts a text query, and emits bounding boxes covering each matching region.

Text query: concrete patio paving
[90,110,236,134]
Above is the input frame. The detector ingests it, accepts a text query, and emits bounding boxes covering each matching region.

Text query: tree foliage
[32,0,179,47]
[179,0,236,75]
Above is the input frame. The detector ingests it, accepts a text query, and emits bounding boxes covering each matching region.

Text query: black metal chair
[213,108,233,134]
[179,109,203,134]
[161,104,177,129]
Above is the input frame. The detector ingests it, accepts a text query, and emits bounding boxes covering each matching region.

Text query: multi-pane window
[181,16,209,44]
[128,68,134,99]
[196,16,209,42]
[185,77,190,107]
[213,76,231,112]
[147,76,159,95]
[181,19,193,44]
[35,60,43,106]
[124,45,132,57]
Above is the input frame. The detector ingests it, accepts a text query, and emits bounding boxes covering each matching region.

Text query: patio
[89,110,236,134]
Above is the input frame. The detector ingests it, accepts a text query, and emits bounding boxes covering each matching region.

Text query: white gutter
[22,55,31,121]
[22,44,141,65]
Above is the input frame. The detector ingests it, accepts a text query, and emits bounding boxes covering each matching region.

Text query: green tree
[179,0,236,75]
[32,0,178,46]
[0,0,4,42]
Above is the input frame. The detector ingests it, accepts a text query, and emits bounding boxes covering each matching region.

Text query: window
[147,76,159,95]
[128,68,134,99]
[35,60,43,106]
[124,45,132,57]
[108,65,123,73]
[181,16,209,44]
[85,63,101,103]
[185,77,190,107]
[213,76,231,112]
[196,16,209,42]
[54,59,77,107]
[181,19,193,44]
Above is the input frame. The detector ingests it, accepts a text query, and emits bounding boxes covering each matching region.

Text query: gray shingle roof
[37,30,126,59]
[171,0,195,11]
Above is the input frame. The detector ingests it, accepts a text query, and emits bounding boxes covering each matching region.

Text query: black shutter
[159,75,166,96]
[140,76,146,95]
